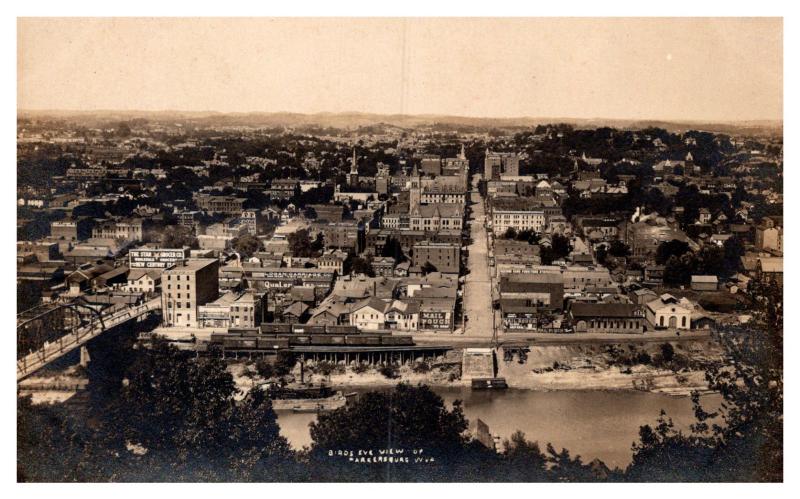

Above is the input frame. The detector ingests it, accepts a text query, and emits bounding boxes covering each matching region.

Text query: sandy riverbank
[501,365,709,396]
[226,359,709,398]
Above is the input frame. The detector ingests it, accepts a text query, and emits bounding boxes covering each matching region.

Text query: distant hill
[18,109,782,136]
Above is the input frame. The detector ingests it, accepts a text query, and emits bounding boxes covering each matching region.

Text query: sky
[17,17,783,122]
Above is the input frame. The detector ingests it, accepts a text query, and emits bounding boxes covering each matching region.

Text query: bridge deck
[16,298,162,381]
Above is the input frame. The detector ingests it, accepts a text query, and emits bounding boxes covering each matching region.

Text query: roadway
[462,174,495,339]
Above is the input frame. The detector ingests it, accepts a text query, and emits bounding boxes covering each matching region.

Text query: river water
[275,386,722,469]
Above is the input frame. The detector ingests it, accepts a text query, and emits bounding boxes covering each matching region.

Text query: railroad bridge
[17,297,162,381]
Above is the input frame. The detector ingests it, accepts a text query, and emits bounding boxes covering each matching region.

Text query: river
[275,386,722,469]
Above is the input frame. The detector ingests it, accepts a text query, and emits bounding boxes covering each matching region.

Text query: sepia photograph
[11,8,787,488]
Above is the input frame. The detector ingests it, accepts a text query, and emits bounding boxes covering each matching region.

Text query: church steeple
[350,146,358,175]
[348,144,359,187]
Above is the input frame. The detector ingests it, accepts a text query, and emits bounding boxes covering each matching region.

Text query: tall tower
[459,143,466,160]
[409,165,421,212]
[348,145,359,187]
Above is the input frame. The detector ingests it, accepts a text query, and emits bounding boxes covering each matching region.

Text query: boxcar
[381,336,414,346]
[293,325,326,335]
[257,337,290,349]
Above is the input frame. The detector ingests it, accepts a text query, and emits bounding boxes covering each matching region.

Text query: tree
[660,343,675,364]
[232,234,263,258]
[381,236,405,262]
[287,229,313,257]
[105,340,293,481]
[421,261,438,275]
[307,384,481,481]
[273,351,297,377]
[349,256,374,277]
[159,225,198,249]
[503,227,518,239]
[18,396,119,482]
[541,234,573,265]
[656,239,691,265]
[608,240,630,258]
[595,245,607,265]
[500,431,549,481]
[663,253,693,286]
[723,236,745,273]
[627,282,782,482]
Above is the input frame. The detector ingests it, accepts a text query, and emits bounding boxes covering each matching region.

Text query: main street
[462,174,495,339]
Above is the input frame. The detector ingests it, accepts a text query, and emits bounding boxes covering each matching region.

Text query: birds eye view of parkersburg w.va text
[15,17,783,483]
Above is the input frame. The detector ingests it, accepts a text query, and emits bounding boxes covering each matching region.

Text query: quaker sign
[129,248,188,269]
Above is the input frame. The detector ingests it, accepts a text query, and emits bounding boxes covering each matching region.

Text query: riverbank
[226,359,710,398]
[228,339,718,397]
[499,364,710,396]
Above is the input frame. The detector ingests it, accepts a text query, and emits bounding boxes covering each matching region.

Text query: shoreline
[233,364,711,398]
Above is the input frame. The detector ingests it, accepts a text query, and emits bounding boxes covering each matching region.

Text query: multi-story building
[240,209,260,235]
[91,219,142,241]
[755,217,783,254]
[366,229,461,255]
[484,150,520,180]
[267,179,299,200]
[194,194,247,215]
[124,269,162,294]
[161,259,220,328]
[412,241,460,274]
[129,246,189,269]
[499,273,564,330]
[308,204,345,223]
[322,222,364,253]
[491,198,547,234]
[318,249,348,275]
[230,292,267,328]
[175,210,201,227]
[417,297,455,332]
[419,183,467,205]
[50,219,93,241]
[408,204,464,231]
[234,266,336,293]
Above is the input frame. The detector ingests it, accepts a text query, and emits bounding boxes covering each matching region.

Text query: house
[307,300,351,326]
[644,265,665,284]
[569,303,644,333]
[645,294,693,330]
[281,301,310,324]
[384,300,420,331]
[65,263,114,296]
[125,269,162,294]
[755,257,783,287]
[318,249,348,275]
[499,273,564,330]
[628,288,658,305]
[94,266,130,290]
[349,297,389,331]
[371,256,396,277]
[417,297,455,332]
[691,275,719,291]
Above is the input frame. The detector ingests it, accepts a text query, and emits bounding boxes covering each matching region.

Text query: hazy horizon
[18,18,783,122]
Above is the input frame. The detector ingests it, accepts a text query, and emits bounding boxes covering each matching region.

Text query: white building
[645,293,693,330]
